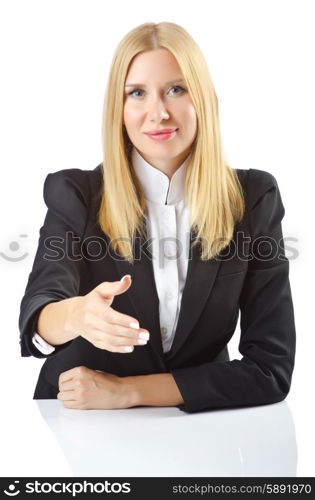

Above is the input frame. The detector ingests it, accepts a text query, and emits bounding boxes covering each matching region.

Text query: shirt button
[166,290,174,300]
[161,327,168,335]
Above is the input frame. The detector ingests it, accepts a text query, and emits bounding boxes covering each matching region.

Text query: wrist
[64,296,83,339]
[122,376,142,407]
[124,373,184,407]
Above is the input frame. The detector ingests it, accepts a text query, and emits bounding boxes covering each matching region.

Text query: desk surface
[2,399,297,477]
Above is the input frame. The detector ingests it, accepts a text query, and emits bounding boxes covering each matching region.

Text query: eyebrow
[124,78,186,87]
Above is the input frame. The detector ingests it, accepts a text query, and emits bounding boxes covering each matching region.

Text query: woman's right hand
[67,275,150,353]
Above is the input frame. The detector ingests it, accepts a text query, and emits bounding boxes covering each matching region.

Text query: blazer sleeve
[18,168,90,358]
[171,169,296,413]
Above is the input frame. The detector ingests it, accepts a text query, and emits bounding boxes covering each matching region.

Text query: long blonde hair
[99,22,244,263]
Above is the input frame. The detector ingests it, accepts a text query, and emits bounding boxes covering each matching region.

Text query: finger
[85,310,150,342]
[61,399,85,409]
[90,321,150,346]
[92,339,136,354]
[107,327,150,344]
[78,315,150,345]
[86,309,140,333]
[58,366,90,385]
[57,390,76,402]
[98,325,151,351]
[94,275,132,301]
[58,368,78,385]
[105,308,143,330]
[104,315,150,339]
[59,380,77,392]
[80,332,149,354]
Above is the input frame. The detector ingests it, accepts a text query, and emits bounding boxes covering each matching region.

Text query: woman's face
[123,49,197,173]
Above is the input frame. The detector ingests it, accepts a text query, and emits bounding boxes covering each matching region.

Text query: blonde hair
[99,22,244,263]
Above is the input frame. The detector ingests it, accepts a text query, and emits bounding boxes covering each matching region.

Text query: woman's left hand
[57,366,134,410]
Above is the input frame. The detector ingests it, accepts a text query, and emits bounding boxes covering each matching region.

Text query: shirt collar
[131,147,190,205]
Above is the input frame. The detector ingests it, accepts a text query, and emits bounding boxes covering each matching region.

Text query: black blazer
[19,165,296,413]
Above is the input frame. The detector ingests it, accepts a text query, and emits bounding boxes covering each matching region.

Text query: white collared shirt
[32,147,191,354]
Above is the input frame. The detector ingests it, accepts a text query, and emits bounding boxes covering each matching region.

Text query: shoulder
[43,164,103,207]
[42,164,103,236]
[234,168,280,210]
[234,168,285,237]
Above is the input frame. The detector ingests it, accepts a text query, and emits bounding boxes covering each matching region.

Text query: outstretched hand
[67,274,150,353]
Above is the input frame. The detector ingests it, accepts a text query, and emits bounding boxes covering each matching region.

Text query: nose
[147,95,170,121]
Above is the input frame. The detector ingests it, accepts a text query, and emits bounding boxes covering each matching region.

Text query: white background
[0,0,314,476]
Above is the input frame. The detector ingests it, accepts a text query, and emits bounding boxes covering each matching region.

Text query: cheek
[183,105,197,134]
[123,103,143,128]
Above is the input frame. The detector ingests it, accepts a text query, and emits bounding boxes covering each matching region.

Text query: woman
[19,22,296,413]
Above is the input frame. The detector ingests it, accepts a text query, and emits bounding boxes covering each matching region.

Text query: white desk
[4,399,296,477]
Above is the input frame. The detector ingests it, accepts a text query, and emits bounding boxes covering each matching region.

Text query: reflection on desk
[36,400,297,477]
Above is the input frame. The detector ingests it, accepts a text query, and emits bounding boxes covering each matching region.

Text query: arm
[31,297,79,354]
[126,373,184,407]
[36,297,81,346]
[19,169,89,358]
[57,367,184,409]
[167,170,296,413]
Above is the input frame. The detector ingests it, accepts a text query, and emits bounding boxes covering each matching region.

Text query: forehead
[125,49,183,82]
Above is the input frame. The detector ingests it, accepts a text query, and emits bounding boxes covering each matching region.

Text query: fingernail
[124,346,134,352]
[139,332,150,340]
[120,274,131,282]
[138,339,147,345]
[129,322,139,329]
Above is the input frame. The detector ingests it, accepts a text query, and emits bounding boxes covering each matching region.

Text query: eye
[127,89,145,98]
[168,85,186,95]
[126,85,186,99]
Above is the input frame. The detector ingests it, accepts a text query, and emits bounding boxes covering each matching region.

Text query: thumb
[94,275,132,301]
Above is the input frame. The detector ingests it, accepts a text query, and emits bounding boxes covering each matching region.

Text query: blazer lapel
[111,228,222,364]
[111,231,164,362]
[164,232,222,361]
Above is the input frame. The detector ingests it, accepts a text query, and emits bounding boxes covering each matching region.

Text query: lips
[144,129,178,142]
[145,128,178,136]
